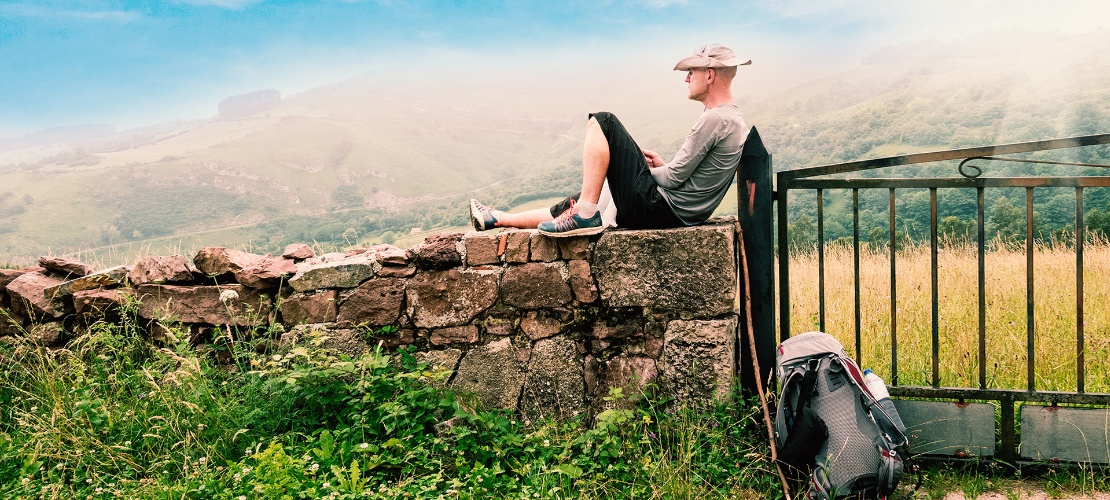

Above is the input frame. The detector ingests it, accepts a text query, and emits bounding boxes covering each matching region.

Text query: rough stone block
[407,269,499,328]
[520,309,571,341]
[377,265,416,278]
[501,263,570,309]
[48,265,130,297]
[895,400,995,458]
[464,234,500,266]
[73,288,126,316]
[288,256,378,292]
[451,337,526,410]
[415,349,463,387]
[282,243,315,260]
[7,272,68,319]
[503,230,531,263]
[280,290,338,325]
[130,256,194,285]
[529,232,559,262]
[1021,405,1109,463]
[521,336,587,424]
[567,259,598,303]
[596,354,659,408]
[136,284,271,326]
[337,278,405,327]
[237,255,298,289]
[193,247,262,277]
[557,237,590,260]
[660,317,737,405]
[367,244,409,266]
[430,325,480,346]
[39,256,90,277]
[412,232,464,270]
[593,223,736,314]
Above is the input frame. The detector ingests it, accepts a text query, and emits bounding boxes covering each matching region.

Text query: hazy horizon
[3,0,1110,137]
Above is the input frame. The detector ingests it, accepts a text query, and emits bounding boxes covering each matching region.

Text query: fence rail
[773,133,1110,463]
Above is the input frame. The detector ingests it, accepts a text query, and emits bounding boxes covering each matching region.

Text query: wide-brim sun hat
[673,43,752,71]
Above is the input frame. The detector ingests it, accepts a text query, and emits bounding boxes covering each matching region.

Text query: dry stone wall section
[0,219,742,419]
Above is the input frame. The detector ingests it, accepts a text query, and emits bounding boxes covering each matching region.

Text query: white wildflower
[359,443,369,449]
[219,289,240,304]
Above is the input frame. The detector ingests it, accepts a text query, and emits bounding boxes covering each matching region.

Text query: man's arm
[649,111,725,189]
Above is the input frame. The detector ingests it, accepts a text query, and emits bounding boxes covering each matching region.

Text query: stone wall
[0,218,742,420]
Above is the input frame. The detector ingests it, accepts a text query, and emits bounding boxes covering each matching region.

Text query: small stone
[406,269,499,328]
[282,243,315,260]
[288,256,378,292]
[557,237,590,260]
[567,259,598,303]
[412,232,464,270]
[47,265,130,298]
[38,256,90,277]
[464,234,500,266]
[6,272,67,319]
[501,263,570,309]
[280,290,338,325]
[336,278,405,328]
[30,322,66,346]
[377,265,416,278]
[503,230,531,263]
[368,244,409,265]
[520,309,570,341]
[430,325,479,346]
[529,232,558,262]
[193,247,263,278]
[236,255,297,289]
[73,288,125,316]
[129,256,194,285]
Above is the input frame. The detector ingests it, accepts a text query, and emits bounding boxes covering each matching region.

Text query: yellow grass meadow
[782,241,1110,394]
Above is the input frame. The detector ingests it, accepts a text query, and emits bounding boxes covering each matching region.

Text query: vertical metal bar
[977,188,987,390]
[930,188,940,388]
[1026,187,1036,392]
[778,177,792,343]
[818,189,826,332]
[1076,187,1085,393]
[889,188,898,386]
[853,188,862,366]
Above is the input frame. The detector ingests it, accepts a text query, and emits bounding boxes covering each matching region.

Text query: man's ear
[707,68,715,84]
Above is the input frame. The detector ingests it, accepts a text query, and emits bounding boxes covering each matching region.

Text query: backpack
[774,331,909,499]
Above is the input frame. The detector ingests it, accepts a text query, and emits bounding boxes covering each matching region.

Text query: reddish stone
[568,259,598,303]
[520,309,570,341]
[501,263,570,309]
[529,232,558,262]
[377,265,416,278]
[0,268,29,292]
[503,230,531,263]
[73,288,125,316]
[516,348,532,364]
[337,278,405,327]
[430,325,479,346]
[645,335,664,359]
[6,272,67,319]
[601,355,659,394]
[282,243,315,260]
[129,255,194,285]
[557,237,590,260]
[193,247,263,277]
[38,256,90,277]
[464,234,499,266]
[406,269,499,328]
[592,324,641,340]
[280,290,338,325]
[368,244,409,265]
[236,255,297,289]
[369,327,415,349]
[412,232,463,270]
[483,316,516,336]
[136,284,271,326]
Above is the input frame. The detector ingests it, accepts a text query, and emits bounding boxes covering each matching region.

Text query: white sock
[577,201,598,217]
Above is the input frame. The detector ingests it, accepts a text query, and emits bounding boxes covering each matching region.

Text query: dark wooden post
[736,126,776,395]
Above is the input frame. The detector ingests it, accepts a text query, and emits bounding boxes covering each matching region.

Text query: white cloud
[0,3,140,22]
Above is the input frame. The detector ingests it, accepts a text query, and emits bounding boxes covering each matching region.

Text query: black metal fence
[773,133,1110,463]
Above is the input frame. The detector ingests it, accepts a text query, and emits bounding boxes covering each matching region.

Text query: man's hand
[642,149,664,168]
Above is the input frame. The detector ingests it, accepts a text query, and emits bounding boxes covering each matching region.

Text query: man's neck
[699,89,734,110]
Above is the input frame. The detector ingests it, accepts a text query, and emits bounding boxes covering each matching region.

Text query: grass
[784,239,1110,392]
[0,303,780,499]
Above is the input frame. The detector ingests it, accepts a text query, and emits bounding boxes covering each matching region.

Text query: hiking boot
[537,205,604,237]
[469,199,499,231]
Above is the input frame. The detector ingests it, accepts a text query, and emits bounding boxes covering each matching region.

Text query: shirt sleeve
[649,110,725,189]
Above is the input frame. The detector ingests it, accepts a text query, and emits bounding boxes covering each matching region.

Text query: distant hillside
[1,28,1109,265]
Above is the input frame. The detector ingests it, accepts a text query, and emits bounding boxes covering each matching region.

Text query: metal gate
[770,133,1110,465]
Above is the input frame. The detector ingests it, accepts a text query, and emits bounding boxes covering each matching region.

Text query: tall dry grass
[784,239,1110,393]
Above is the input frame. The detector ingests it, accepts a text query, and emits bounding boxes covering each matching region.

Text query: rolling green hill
[2,29,1109,266]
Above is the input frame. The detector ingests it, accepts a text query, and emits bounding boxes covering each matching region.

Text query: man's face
[685,68,712,101]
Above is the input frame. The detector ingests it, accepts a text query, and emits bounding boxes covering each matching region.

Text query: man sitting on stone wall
[469,43,751,238]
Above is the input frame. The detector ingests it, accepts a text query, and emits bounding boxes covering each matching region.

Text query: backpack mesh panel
[810,358,881,494]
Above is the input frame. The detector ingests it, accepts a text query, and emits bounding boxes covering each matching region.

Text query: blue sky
[2,0,1109,136]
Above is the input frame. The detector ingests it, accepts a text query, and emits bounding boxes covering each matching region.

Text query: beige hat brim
[673,55,752,71]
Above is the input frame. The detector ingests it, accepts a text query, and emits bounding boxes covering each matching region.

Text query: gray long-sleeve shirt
[650,103,748,225]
